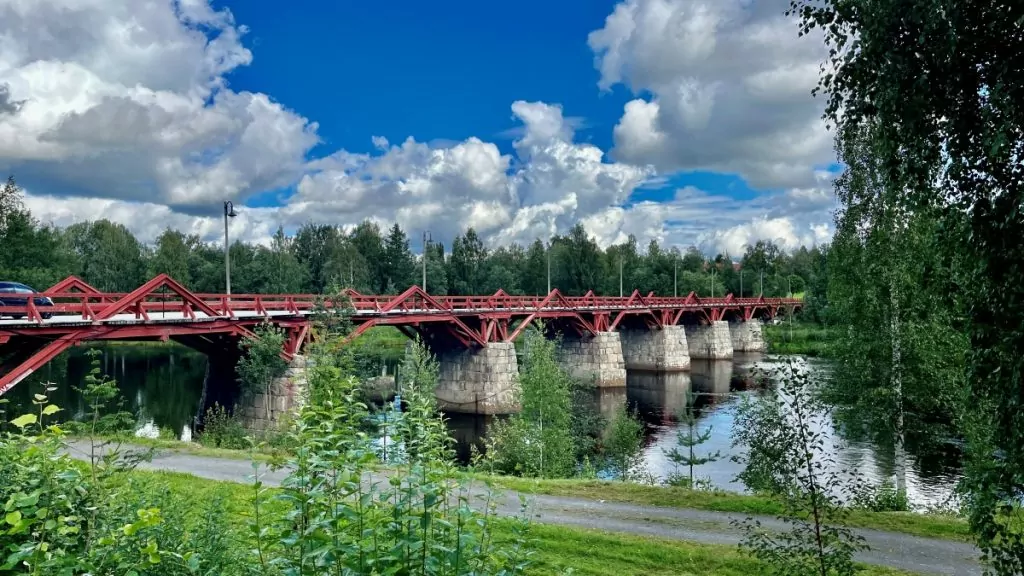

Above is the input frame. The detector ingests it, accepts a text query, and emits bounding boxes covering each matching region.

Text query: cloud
[588,0,834,190]
[0,0,319,209]
[0,83,24,115]
[292,101,652,248]
[3,0,837,258]
[23,193,282,246]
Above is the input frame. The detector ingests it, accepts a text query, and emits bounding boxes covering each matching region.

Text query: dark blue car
[0,282,54,319]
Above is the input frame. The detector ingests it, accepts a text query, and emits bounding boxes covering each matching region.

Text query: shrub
[247,335,534,575]
[197,403,247,449]
[602,404,646,481]
[484,331,576,478]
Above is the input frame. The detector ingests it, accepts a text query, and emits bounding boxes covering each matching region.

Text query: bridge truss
[0,275,800,395]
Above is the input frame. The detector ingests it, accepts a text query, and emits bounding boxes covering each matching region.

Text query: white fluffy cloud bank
[1,0,836,254]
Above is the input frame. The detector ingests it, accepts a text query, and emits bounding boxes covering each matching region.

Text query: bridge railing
[0,280,802,323]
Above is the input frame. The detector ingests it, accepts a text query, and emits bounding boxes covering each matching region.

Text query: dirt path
[64,441,982,575]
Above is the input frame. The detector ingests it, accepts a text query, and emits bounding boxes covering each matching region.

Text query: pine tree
[664,390,721,488]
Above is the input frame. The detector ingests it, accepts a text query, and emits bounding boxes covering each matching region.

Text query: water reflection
[630,356,960,508]
[5,344,206,439]
[4,344,961,507]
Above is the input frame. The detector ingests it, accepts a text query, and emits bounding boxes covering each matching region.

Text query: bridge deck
[0,274,802,395]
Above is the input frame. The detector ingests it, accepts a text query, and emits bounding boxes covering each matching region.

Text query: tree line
[0,176,827,308]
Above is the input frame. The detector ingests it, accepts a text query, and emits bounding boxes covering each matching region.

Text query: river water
[5,345,961,507]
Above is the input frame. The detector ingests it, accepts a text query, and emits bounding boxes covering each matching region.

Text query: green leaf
[32,394,46,402]
[4,511,21,526]
[41,405,61,416]
[10,414,36,429]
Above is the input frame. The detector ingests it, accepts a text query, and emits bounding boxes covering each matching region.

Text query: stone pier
[729,320,766,352]
[557,332,627,387]
[435,342,520,415]
[684,321,734,360]
[237,355,309,432]
[620,326,690,371]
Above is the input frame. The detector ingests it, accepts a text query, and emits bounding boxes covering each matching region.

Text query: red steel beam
[0,335,76,395]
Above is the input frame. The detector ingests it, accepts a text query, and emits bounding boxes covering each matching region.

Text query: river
[4,344,961,508]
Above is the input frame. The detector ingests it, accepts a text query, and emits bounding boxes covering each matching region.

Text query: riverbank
[138,469,918,576]
[62,440,977,574]
[763,321,831,356]
[73,434,969,543]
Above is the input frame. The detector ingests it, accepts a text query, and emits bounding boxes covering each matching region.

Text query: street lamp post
[422,231,431,293]
[674,258,678,298]
[546,245,551,294]
[223,201,238,295]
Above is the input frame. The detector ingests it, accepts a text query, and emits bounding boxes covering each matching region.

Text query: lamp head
[224,200,238,218]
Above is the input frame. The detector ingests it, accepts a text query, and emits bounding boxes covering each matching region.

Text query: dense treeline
[0,176,827,305]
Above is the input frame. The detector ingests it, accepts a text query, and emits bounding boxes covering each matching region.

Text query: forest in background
[0,176,827,318]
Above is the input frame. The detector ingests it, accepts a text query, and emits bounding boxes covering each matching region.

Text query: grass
[141,469,915,576]
[68,433,282,462]
[71,432,970,543]
[764,322,832,356]
[482,476,971,542]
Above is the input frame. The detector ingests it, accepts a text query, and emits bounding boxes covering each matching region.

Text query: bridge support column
[730,320,766,352]
[435,342,520,415]
[620,326,690,371]
[685,321,734,360]
[557,332,627,387]
[237,355,309,432]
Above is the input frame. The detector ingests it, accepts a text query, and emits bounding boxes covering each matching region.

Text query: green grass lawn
[484,476,970,542]
[80,434,969,544]
[763,322,832,356]
[143,469,915,576]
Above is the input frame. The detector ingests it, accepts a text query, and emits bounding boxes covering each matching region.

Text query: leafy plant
[236,322,288,423]
[602,404,646,482]
[664,389,721,489]
[198,403,248,449]
[731,359,866,576]
[485,330,577,478]
[250,328,534,575]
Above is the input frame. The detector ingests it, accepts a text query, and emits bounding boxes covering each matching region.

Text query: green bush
[0,332,532,576]
[602,405,646,481]
[197,403,247,449]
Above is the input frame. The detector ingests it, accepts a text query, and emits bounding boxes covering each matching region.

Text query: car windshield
[14,288,34,294]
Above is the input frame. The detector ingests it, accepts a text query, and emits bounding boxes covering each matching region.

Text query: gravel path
[64,441,982,575]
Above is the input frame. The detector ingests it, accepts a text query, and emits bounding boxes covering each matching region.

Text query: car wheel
[41,313,52,320]
[10,314,24,320]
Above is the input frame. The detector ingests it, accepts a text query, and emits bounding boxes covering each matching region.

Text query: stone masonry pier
[237,355,308,432]
[435,342,520,415]
[684,321,734,360]
[730,320,766,352]
[620,325,690,371]
[557,332,627,387]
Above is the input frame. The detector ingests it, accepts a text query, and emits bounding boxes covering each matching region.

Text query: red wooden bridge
[0,274,801,395]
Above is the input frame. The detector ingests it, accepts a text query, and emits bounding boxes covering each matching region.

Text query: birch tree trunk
[890,268,907,497]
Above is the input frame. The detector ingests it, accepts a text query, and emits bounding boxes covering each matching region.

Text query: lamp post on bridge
[223,200,238,296]
[422,231,432,293]
[546,245,551,294]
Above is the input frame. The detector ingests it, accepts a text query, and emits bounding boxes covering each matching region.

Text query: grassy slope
[145,469,912,576]
[484,477,970,542]
[763,322,832,356]
[85,435,968,543]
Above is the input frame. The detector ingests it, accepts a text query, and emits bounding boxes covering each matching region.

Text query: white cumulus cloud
[588,0,835,190]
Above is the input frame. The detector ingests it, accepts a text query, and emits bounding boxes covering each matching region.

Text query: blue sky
[0,0,838,254]
[220,0,627,156]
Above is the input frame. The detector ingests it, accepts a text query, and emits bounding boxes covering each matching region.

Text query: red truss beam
[0,275,802,395]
